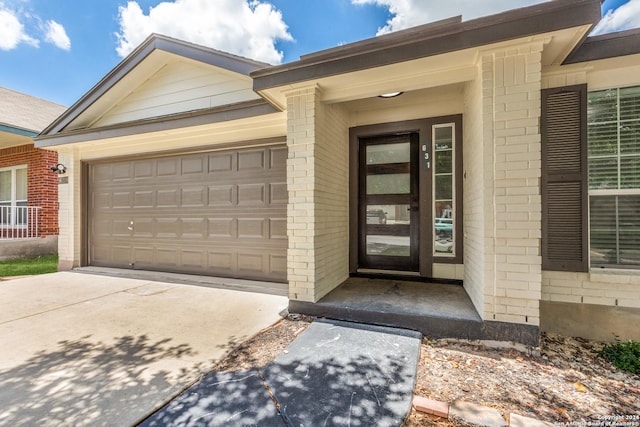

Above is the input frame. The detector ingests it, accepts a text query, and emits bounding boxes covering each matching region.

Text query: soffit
[258,25,592,109]
[51,110,286,161]
[0,131,33,149]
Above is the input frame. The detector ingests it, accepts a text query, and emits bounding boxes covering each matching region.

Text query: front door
[358,133,419,271]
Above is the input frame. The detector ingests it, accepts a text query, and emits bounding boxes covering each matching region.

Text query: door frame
[349,115,463,278]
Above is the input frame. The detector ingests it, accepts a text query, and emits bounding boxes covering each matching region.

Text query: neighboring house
[36,0,640,344]
[0,87,66,260]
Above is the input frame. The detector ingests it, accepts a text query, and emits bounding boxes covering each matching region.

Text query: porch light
[50,164,66,174]
[378,92,403,98]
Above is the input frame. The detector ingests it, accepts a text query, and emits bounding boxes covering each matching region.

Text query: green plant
[598,338,640,374]
[0,254,58,277]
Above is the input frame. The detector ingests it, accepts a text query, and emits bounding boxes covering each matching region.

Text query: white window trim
[587,85,640,270]
[0,164,28,228]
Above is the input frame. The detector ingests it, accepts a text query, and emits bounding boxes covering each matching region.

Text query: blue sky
[0,0,638,107]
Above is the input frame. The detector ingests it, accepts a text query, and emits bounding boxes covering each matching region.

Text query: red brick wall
[0,144,58,236]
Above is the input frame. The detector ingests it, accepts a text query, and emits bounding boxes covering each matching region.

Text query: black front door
[358,133,419,271]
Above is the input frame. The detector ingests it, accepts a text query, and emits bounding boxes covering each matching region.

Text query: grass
[0,254,58,277]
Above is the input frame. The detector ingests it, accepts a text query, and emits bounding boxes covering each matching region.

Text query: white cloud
[0,3,71,51]
[0,7,38,50]
[592,0,640,35]
[352,0,547,35]
[44,19,71,50]
[115,0,293,64]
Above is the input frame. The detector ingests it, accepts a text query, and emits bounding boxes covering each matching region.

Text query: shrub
[598,338,640,374]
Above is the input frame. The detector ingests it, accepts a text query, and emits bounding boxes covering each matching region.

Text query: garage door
[88,144,288,282]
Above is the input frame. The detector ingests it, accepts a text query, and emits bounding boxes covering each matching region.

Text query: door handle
[407,207,419,212]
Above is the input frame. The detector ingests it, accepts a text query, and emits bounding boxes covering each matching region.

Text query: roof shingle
[0,87,67,134]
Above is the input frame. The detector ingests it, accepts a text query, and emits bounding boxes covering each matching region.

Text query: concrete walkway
[141,319,423,426]
[0,271,288,427]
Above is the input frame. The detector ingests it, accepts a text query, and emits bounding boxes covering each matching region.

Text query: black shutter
[541,85,588,272]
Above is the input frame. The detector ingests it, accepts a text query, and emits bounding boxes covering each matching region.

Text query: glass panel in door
[359,134,418,271]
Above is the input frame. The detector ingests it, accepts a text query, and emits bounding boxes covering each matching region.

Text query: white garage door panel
[88,144,288,282]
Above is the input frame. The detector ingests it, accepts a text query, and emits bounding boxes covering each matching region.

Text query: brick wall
[313,90,350,300]
[285,85,350,302]
[464,42,544,326]
[491,44,544,326]
[542,271,640,309]
[462,64,488,318]
[0,144,58,237]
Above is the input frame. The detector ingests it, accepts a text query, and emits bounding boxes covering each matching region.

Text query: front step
[289,277,540,346]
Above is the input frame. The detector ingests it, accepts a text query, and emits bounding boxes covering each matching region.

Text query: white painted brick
[506,305,540,317]
[496,297,528,307]
[494,313,527,324]
[583,296,617,306]
[573,288,604,297]
[589,273,631,285]
[505,289,540,300]
[542,271,640,309]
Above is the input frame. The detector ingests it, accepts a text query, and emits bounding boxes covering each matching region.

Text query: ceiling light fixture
[378,91,403,98]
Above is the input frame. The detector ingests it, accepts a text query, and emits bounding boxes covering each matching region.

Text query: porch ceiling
[257,25,592,109]
[341,83,466,115]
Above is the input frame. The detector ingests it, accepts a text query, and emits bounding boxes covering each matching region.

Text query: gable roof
[38,34,274,143]
[252,0,602,91]
[35,0,630,149]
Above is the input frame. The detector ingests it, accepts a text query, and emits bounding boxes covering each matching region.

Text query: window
[0,165,28,227]
[433,124,456,257]
[588,86,640,268]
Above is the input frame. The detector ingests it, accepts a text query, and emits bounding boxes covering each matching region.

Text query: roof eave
[252,0,602,91]
[564,28,640,64]
[34,99,280,148]
[40,34,272,138]
[0,124,38,137]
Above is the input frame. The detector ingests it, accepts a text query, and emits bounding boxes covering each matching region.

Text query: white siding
[95,60,260,127]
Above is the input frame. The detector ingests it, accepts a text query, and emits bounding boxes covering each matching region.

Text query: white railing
[0,206,41,239]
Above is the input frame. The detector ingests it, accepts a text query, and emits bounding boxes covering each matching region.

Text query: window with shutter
[541,85,588,272]
[588,86,640,269]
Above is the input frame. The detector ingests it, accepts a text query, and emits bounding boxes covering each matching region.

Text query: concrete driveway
[0,271,288,427]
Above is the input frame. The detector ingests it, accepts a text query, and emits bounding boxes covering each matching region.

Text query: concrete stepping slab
[449,400,507,427]
[261,319,422,426]
[139,370,285,427]
[510,413,555,427]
